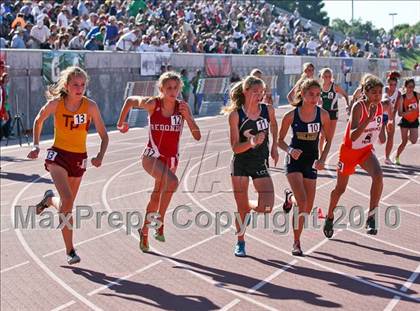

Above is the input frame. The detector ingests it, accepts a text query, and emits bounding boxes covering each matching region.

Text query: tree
[392,22,420,43]
[330,18,380,41]
[268,0,330,26]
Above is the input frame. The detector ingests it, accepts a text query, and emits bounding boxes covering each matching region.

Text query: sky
[323,0,420,31]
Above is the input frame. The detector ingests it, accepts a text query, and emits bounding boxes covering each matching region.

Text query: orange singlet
[337,101,383,176]
[401,94,419,123]
[53,97,90,153]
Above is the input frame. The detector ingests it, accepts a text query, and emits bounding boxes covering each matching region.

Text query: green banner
[42,51,85,84]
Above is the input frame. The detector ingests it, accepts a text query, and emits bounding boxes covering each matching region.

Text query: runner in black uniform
[224,75,279,257]
[319,68,349,155]
[278,78,332,256]
[231,103,271,178]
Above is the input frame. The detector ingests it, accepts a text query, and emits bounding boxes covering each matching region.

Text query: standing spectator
[303,19,312,32]
[57,8,69,28]
[180,69,191,102]
[77,1,89,17]
[79,14,90,32]
[104,16,119,50]
[116,28,140,51]
[11,27,26,48]
[69,30,86,50]
[284,38,295,55]
[0,72,11,139]
[30,18,50,49]
[190,69,202,115]
[306,37,319,56]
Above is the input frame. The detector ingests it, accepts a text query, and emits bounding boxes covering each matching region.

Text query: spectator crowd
[1,0,418,58]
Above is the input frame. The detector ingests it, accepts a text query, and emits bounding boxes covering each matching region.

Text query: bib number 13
[46,150,58,161]
[74,114,87,125]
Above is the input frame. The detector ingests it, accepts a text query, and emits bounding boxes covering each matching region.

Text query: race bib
[80,159,87,169]
[307,123,320,133]
[256,118,269,131]
[74,114,87,125]
[46,150,58,161]
[171,115,182,126]
[143,147,158,158]
[337,161,344,172]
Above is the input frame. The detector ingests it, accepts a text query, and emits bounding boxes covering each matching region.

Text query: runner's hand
[271,146,279,166]
[314,159,325,170]
[27,147,40,159]
[255,132,265,145]
[179,102,192,120]
[290,148,302,160]
[117,121,129,133]
[91,156,103,168]
[368,103,377,121]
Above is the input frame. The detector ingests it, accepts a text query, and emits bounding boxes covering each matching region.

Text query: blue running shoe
[234,241,246,257]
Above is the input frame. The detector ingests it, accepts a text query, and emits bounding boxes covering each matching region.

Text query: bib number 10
[308,123,320,133]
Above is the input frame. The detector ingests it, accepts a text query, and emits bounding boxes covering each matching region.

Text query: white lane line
[50,300,77,311]
[383,263,420,311]
[42,229,122,258]
[1,261,30,274]
[219,298,241,311]
[11,173,104,310]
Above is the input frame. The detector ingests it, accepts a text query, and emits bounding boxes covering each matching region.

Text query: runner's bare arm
[287,85,297,104]
[89,100,109,165]
[179,102,201,141]
[277,110,293,152]
[116,96,155,128]
[336,84,349,107]
[268,105,279,165]
[319,108,333,163]
[229,111,254,154]
[277,110,302,160]
[27,100,58,159]
[349,102,374,141]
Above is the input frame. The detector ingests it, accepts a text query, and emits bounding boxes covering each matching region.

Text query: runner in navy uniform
[224,75,279,257]
[278,79,332,256]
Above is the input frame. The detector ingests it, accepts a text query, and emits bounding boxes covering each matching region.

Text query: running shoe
[384,158,393,165]
[35,189,54,215]
[282,189,293,214]
[292,240,303,256]
[395,156,400,165]
[323,217,335,239]
[66,249,81,265]
[154,225,165,242]
[139,230,150,252]
[366,216,378,235]
[234,241,246,257]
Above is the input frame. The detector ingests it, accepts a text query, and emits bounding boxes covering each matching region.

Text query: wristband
[250,136,256,147]
[287,146,294,155]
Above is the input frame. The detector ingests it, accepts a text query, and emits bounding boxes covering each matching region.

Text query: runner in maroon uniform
[117,71,201,252]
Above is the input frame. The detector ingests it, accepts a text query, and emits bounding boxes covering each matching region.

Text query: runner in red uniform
[117,71,201,252]
[324,75,384,238]
[395,78,419,165]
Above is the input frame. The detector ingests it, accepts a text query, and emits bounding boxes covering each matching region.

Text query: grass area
[399,49,420,70]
